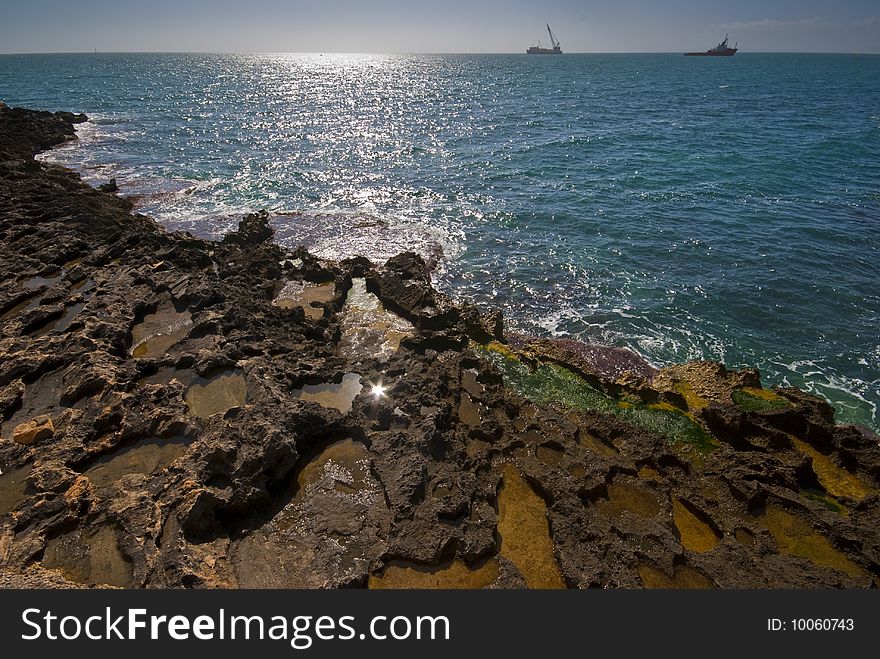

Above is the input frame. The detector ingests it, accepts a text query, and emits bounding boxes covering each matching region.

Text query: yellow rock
[790,436,872,502]
[13,416,54,445]
[672,497,721,553]
[638,563,713,589]
[741,386,785,402]
[760,504,864,578]
[674,380,709,410]
[370,559,499,589]
[498,463,565,589]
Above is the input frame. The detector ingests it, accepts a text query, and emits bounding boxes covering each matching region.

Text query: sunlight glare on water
[4,52,878,430]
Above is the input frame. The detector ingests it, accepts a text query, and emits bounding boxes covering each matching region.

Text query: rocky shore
[1,104,878,589]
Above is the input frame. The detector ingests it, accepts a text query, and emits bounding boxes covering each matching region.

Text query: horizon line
[2,50,880,56]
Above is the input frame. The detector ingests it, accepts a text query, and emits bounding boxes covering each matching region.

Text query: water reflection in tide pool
[0,466,33,517]
[138,368,247,418]
[42,525,132,588]
[185,370,247,418]
[83,435,194,488]
[231,438,390,588]
[292,373,362,414]
[273,280,335,320]
[338,279,413,362]
[130,297,192,358]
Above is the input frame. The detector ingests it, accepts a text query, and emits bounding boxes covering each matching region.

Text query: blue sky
[1,0,878,53]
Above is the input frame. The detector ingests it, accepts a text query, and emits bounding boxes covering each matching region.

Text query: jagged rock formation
[1,105,878,589]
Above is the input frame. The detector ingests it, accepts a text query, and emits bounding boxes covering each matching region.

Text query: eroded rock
[12,416,54,445]
[0,105,878,591]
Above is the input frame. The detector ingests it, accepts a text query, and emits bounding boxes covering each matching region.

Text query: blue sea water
[1,53,878,430]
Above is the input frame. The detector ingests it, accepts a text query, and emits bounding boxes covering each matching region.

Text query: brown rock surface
[12,416,54,445]
[1,104,878,590]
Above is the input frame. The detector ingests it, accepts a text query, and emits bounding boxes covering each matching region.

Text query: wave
[270,208,457,270]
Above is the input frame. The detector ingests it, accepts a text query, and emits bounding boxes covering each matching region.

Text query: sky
[1,0,878,54]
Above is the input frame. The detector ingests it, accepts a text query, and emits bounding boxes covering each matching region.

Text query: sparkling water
[2,52,878,429]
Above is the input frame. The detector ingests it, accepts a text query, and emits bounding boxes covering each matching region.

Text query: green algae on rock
[478,343,717,452]
[732,387,790,413]
[801,489,848,515]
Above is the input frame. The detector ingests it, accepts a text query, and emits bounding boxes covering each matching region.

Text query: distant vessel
[685,35,738,57]
[527,24,562,55]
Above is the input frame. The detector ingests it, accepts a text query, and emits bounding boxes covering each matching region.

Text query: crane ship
[527,24,562,55]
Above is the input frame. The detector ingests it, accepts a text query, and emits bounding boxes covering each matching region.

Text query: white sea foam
[269,208,459,269]
[770,357,878,427]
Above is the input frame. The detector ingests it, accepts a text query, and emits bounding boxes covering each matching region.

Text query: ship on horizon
[527,24,562,55]
[685,34,738,57]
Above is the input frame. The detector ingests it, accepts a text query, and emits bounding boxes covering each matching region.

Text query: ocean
[1,52,878,430]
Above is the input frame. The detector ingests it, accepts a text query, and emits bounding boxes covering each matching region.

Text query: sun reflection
[369,380,387,399]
